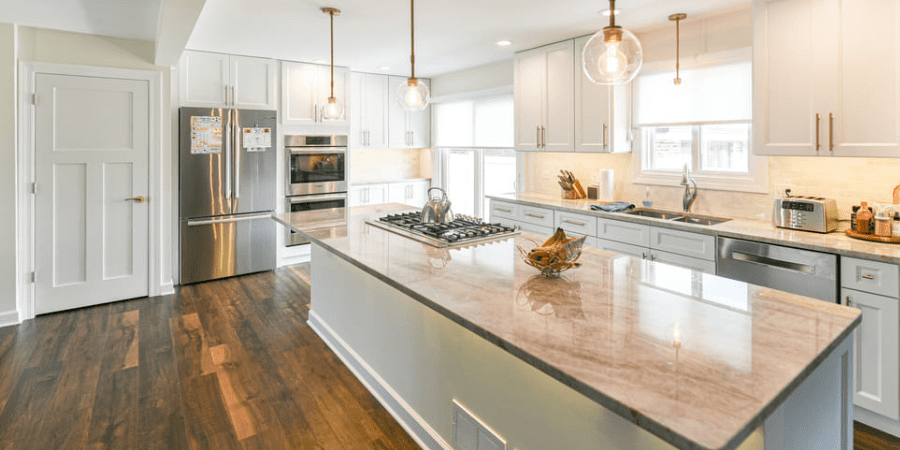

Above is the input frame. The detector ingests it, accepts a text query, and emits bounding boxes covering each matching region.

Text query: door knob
[125,196,146,203]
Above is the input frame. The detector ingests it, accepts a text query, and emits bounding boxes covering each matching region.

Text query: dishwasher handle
[730,251,816,274]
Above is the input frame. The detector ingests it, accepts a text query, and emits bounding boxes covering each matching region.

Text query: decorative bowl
[516,228,586,277]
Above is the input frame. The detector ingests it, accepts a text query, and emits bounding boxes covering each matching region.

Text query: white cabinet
[841,288,900,421]
[514,40,574,152]
[180,51,277,110]
[753,0,900,157]
[597,219,650,248]
[388,76,431,149]
[595,238,648,259]
[349,184,387,207]
[282,61,350,129]
[650,227,716,261]
[388,180,430,208]
[489,201,555,238]
[596,218,715,274]
[350,73,388,149]
[650,250,716,274]
[573,36,632,153]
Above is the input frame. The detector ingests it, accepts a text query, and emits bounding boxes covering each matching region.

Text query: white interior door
[34,73,150,315]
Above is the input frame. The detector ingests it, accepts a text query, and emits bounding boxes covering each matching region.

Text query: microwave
[285,135,348,196]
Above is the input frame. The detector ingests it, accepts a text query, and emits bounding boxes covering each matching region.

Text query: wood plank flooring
[0,263,896,449]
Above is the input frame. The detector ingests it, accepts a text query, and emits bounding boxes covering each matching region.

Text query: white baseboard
[0,310,20,328]
[855,406,900,439]
[159,281,175,296]
[307,310,452,450]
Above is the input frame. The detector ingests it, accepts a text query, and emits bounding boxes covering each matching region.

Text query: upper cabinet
[573,36,632,153]
[514,40,575,152]
[282,61,350,129]
[180,51,278,110]
[388,76,431,149]
[350,72,388,149]
[753,0,900,157]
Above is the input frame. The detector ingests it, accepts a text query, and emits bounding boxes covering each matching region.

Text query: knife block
[562,189,580,200]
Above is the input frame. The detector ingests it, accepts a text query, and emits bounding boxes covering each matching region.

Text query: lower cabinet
[841,288,900,421]
[349,184,387,207]
[350,180,429,208]
[594,238,647,259]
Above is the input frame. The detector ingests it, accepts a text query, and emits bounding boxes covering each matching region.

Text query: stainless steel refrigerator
[179,107,277,284]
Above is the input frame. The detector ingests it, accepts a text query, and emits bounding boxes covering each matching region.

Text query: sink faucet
[680,164,697,213]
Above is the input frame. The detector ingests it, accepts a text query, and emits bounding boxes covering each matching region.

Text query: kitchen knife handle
[815,113,820,151]
[829,113,835,151]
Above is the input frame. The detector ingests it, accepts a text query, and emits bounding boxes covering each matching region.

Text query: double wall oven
[285,135,348,246]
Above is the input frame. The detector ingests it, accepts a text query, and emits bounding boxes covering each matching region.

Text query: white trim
[854,406,900,440]
[17,62,171,321]
[0,310,19,328]
[308,310,453,450]
[430,85,513,104]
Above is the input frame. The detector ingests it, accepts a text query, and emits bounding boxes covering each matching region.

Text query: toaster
[773,196,839,233]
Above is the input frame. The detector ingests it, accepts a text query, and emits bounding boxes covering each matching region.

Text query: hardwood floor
[0,264,897,449]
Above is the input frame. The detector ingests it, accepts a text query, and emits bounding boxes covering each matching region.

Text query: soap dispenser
[643,187,653,208]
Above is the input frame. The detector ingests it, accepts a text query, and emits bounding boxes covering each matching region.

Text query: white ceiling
[0,0,162,41]
[0,0,749,77]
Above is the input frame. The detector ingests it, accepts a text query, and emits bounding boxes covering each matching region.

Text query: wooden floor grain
[0,264,896,449]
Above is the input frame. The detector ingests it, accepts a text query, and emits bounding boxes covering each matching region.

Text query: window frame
[631,47,767,193]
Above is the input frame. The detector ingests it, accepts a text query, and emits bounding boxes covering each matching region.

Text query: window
[632,48,766,193]
[434,95,517,218]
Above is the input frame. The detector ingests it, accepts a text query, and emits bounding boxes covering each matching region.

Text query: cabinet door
[408,180,429,207]
[649,250,716,274]
[842,288,900,420]
[366,74,389,148]
[514,47,546,151]
[649,227,716,261]
[368,184,387,205]
[388,75,409,148]
[597,218,650,247]
[349,186,367,206]
[490,200,519,222]
[830,0,900,157]
[594,238,648,260]
[409,79,431,148]
[179,51,229,107]
[230,55,277,110]
[574,36,612,153]
[350,72,366,149]
[283,62,325,125]
[752,0,826,156]
[543,40,575,152]
[388,182,411,205]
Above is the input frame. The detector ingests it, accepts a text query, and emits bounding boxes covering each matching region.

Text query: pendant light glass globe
[323,96,343,120]
[582,2,643,87]
[397,78,430,111]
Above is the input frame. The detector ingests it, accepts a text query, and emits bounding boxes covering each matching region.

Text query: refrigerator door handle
[187,213,273,226]
[234,114,241,199]
[225,111,232,200]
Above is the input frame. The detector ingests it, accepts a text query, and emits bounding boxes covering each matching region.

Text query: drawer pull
[526,213,545,219]
[496,207,512,213]
[846,296,852,307]
[861,274,875,280]
[563,220,586,226]
[642,252,647,259]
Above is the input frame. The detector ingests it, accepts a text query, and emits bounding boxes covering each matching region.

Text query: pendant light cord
[609,0,616,28]
[410,0,416,80]
[330,10,335,98]
[675,18,680,81]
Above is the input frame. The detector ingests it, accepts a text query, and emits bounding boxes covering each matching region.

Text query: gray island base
[274,204,861,450]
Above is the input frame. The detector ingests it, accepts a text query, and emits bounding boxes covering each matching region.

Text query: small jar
[851,205,861,231]
[857,202,873,235]
[893,213,900,236]
[875,214,892,237]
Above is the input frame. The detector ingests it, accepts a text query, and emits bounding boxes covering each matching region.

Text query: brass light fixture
[397,0,430,111]
[321,7,343,120]
[582,0,643,85]
[669,13,687,85]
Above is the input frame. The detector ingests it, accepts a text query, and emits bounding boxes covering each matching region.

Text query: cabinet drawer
[594,238,647,260]
[490,200,519,221]
[519,205,554,228]
[555,211,598,237]
[650,227,715,261]
[841,257,900,298]
[650,250,716,275]
[516,221,554,238]
[597,218,650,247]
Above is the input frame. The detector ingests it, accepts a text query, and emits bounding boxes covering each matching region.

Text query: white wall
[0,24,17,322]
[430,59,513,100]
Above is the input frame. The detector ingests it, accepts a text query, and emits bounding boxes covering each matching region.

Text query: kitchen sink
[620,208,731,226]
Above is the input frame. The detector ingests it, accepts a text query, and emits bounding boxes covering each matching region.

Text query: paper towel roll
[598,169,615,201]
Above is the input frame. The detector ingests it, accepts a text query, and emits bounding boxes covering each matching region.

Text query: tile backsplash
[350,148,426,183]
[524,152,900,221]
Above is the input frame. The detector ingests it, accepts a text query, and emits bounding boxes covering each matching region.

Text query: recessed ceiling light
[496,40,512,47]
[312,59,327,64]
[600,9,621,16]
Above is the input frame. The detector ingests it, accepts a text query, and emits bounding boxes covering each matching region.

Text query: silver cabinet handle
[563,220,586,226]
[225,85,229,105]
[829,113,835,151]
[496,207,512,213]
[188,213,272,226]
[542,126,547,148]
[815,113,821,151]
[525,213,545,219]
[360,130,365,146]
[861,274,875,280]
[536,126,541,148]
[603,123,608,149]
[231,86,235,106]
[125,196,146,203]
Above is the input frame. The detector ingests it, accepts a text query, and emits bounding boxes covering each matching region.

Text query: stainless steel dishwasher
[717,237,839,303]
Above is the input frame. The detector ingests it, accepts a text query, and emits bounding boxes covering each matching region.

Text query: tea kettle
[421,187,453,224]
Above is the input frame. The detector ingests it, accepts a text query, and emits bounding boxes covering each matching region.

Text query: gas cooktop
[366,211,520,248]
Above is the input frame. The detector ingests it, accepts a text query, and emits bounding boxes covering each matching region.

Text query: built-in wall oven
[285,135,348,246]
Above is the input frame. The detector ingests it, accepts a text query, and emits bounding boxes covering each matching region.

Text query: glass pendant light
[397,0,430,111]
[582,0,643,85]
[321,7,343,120]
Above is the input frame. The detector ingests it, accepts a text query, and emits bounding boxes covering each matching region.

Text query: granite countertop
[489,192,900,264]
[273,205,861,450]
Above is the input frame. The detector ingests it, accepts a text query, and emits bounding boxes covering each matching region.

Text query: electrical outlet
[542,168,552,180]
[773,184,792,197]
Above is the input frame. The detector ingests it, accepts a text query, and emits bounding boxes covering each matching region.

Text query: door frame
[17,61,171,321]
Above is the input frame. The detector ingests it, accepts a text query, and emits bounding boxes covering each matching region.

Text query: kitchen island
[274,204,861,450]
